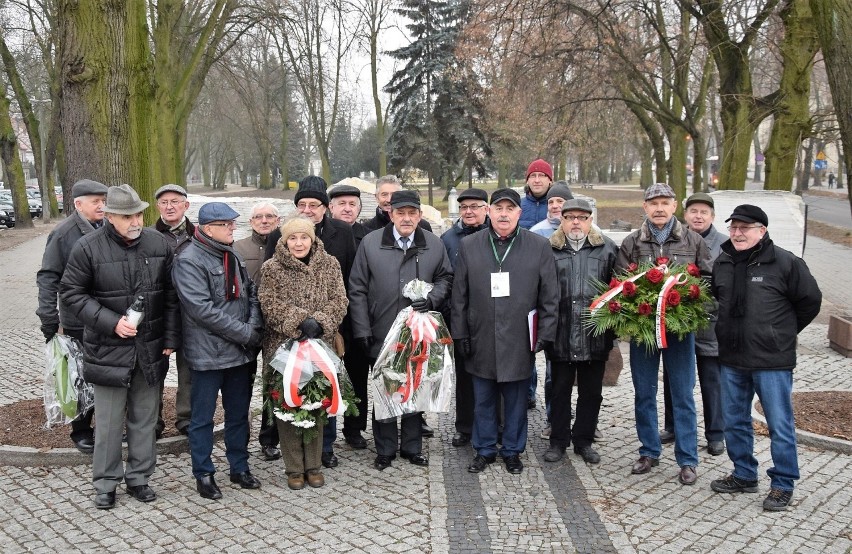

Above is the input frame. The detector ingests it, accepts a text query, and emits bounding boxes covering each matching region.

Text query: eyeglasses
[251,214,279,220]
[157,200,186,207]
[207,221,236,229]
[727,224,762,234]
[459,204,485,211]
[563,215,590,222]
[297,202,324,210]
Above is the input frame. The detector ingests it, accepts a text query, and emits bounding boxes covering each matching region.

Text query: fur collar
[550,226,605,249]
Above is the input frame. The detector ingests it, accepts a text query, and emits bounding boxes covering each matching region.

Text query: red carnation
[667,290,681,306]
[393,342,406,352]
[687,263,701,277]
[607,301,622,313]
[646,268,664,284]
[609,277,621,289]
[656,257,669,266]
[628,262,639,271]
[637,302,652,316]
[688,284,701,299]
[321,398,332,409]
[622,281,637,297]
[270,390,280,402]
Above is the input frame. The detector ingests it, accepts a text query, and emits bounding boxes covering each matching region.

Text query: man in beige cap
[61,184,180,509]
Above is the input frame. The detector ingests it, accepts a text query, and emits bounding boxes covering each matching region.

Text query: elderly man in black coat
[61,185,180,510]
[452,188,558,475]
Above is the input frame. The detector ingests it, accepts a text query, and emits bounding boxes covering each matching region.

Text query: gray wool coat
[451,226,558,382]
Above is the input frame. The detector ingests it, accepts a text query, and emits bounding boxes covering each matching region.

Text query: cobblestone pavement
[1,230,851,553]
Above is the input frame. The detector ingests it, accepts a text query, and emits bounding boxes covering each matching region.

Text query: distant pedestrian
[828,172,836,189]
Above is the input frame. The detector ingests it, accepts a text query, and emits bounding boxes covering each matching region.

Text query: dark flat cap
[457,188,488,203]
[644,182,676,200]
[390,189,421,209]
[725,204,768,227]
[685,192,713,209]
[561,199,593,214]
[198,202,240,225]
[490,188,521,207]
[72,179,108,198]
[154,184,188,199]
[328,184,361,199]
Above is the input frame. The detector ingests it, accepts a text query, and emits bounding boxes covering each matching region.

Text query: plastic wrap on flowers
[266,338,359,442]
[43,334,93,428]
[372,306,455,420]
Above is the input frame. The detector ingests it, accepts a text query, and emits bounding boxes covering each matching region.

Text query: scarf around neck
[648,216,675,245]
[194,228,241,301]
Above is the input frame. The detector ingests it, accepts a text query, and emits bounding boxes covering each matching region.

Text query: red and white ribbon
[589,272,648,315]
[392,311,440,404]
[655,272,688,349]
[280,340,346,416]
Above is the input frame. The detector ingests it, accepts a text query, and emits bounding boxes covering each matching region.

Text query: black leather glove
[460,338,472,358]
[297,318,324,340]
[42,324,59,343]
[357,336,373,354]
[248,330,262,348]
[534,339,552,354]
[410,298,432,313]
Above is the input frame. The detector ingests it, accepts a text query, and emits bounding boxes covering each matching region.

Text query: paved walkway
[0,228,850,553]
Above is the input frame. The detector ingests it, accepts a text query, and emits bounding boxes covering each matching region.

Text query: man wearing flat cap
[615,182,712,485]
[710,204,821,512]
[349,189,453,471]
[659,192,727,456]
[60,184,180,509]
[37,178,109,453]
[329,184,370,246]
[173,202,264,500]
[150,183,195,436]
[440,188,490,447]
[452,188,558,475]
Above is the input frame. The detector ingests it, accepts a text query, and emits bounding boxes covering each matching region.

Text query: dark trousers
[454,349,474,435]
[663,355,724,442]
[549,360,605,449]
[188,363,253,479]
[65,327,95,441]
[342,346,370,437]
[257,356,280,448]
[372,411,423,457]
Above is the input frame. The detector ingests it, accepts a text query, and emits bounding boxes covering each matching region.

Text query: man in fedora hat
[60,184,180,509]
[37,178,109,453]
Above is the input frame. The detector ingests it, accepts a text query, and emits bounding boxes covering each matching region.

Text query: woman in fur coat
[258,216,348,490]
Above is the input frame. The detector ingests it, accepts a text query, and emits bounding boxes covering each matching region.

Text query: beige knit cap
[280,216,316,243]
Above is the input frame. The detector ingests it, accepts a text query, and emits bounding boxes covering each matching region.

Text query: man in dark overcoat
[452,188,558,475]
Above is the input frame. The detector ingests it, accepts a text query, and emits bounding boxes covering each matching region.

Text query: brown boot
[305,469,325,488]
[287,473,305,490]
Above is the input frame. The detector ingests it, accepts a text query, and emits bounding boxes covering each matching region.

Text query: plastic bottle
[125,295,145,328]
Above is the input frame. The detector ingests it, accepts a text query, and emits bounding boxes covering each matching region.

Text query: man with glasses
[234,202,281,461]
[264,176,356,468]
[615,183,712,486]
[363,175,433,233]
[710,205,821,512]
[440,188,489,447]
[151,184,194,436]
[173,202,264,500]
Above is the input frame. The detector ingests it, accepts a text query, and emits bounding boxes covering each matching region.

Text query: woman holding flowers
[258,216,348,490]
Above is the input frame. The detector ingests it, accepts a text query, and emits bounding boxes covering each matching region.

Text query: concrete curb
[751,389,852,455]
[0,423,225,467]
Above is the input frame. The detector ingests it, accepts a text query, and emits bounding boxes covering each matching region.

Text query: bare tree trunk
[0,88,33,228]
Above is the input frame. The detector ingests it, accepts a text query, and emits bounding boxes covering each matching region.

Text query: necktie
[400,236,410,252]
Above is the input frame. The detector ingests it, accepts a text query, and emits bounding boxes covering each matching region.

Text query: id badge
[491,272,510,297]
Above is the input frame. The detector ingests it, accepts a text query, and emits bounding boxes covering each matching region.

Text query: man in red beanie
[520,159,553,230]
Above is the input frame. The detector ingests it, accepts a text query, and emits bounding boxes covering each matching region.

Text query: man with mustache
[60,184,180,509]
[615,183,712,486]
[363,174,433,233]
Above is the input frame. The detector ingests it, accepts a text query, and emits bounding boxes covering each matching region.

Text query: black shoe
[72,435,95,455]
[421,423,434,438]
[503,454,524,474]
[344,433,368,449]
[763,488,793,511]
[374,454,394,471]
[196,474,222,500]
[543,446,565,462]
[261,446,282,461]
[574,445,601,464]
[468,454,496,473]
[400,452,429,466]
[229,471,261,489]
[707,441,725,456]
[659,429,675,444]
[451,432,470,447]
[321,451,339,468]
[710,474,759,494]
[126,484,156,502]
[177,426,189,436]
[527,398,537,410]
[93,491,115,509]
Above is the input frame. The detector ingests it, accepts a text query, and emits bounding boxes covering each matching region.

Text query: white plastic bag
[43,335,94,428]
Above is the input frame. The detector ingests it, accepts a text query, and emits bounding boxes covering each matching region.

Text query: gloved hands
[296,317,324,341]
[460,338,472,358]
[357,336,373,354]
[248,330,263,348]
[534,339,553,354]
[410,298,432,313]
[42,324,59,343]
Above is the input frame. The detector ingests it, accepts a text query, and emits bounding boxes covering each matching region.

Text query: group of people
[35,160,821,513]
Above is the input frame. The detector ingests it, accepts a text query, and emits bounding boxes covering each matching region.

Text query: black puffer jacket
[59,223,180,388]
[712,235,822,371]
[549,227,618,362]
